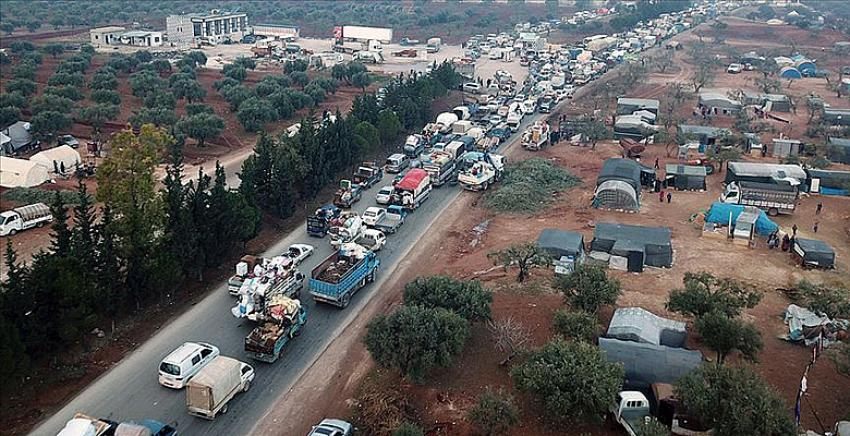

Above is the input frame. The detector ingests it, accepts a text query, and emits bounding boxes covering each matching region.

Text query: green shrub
[484,158,580,213]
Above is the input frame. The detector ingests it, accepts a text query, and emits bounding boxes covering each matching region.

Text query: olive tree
[175,113,224,147]
[365,306,469,382]
[556,264,622,313]
[512,339,623,424]
[403,276,492,321]
[488,242,551,283]
[666,272,762,318]
[694,310,763,364]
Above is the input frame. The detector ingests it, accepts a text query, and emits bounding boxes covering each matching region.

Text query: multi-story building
[166,10,248,47]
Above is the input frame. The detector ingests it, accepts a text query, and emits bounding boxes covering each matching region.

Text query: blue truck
[309,247,380,308]
[244,299,307,363]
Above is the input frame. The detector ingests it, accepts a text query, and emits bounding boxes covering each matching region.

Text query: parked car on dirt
[57,134,80,148]
[462,82,482,94]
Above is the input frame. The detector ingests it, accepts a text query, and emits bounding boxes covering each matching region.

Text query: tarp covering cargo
[607,307,687,347]
[536,229,585,259]
[704,202,778,236]
[591,222,672,268]
[783,304,849,347]
[396,168,428,191]
[725,162,806,185]
[115,423,152,436]
[599,337,703,387]
[793,238,835,269]
[186,356,242,413]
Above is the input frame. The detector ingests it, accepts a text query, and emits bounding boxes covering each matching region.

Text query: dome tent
[779,66,802,79]
[0,156,50,188]
[30,145,81,174]
[593,158,642,211]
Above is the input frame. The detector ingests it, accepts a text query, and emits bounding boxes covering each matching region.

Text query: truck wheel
[9,229,17,236]
[483,181,490,190]
[768,208,778,217]
[221,404,229,414]
[243,381,251,392]
[36,222,45,228]
[340,293,351,309]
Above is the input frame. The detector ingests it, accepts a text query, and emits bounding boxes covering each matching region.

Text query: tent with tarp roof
[591,222,672,270]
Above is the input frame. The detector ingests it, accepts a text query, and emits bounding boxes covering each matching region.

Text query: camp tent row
[0,146,81,188]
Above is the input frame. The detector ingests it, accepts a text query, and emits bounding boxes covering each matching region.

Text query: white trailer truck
[720,181,798,216]
[0,203,52,236]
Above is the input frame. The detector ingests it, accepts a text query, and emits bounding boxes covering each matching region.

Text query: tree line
[238,61,461,219]
[0,125,258,392]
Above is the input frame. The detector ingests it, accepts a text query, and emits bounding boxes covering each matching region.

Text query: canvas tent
[0,121,34,155]
[793,238,835,269]
[591,222,672,269]
[725,161,807,186]
[806,168,850,195]
[599,338,703,387]
[594,158,642,211]
[665,164,706,190]
[827,137,850,164]
[607,307,688,347]
[0,156,50,188]
[30,145,81,174]
[537,229,585,260]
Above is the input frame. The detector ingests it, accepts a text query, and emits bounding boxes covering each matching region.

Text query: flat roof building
[252,23,299,40]
[119,30,163,47]
[167,10,248,47]
[90,26,127,47]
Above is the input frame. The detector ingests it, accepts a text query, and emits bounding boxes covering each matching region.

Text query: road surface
[31,111,548,436]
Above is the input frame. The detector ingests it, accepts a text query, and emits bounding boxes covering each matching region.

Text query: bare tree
[488,316,532,366]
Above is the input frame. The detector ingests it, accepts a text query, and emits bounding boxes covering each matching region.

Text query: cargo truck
[720,181,797,216]
[57,413,177,436]
[611,391,652,436]
[186,356,254,420]
[227,254,299,296]
[391,168,432,211]
[457,153,506,191]
[423,151,457,187]
[231,263,304,322]
[244,296,307,363]
[426,37,442,53]
[0,203,52,236]
[328,212,364,248]
[333,180,363,208]
[371,205,406,234]
[309,244,380,308]
[351,161,384,189]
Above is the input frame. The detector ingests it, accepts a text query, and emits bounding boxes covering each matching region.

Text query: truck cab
[352,162,384,189]
[612,391,652,436]
[307,204,341,237]
[403,134,426,158]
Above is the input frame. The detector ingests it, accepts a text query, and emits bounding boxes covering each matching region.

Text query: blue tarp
[704,202,778,236]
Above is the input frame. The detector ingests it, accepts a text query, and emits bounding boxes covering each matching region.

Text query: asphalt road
[31,112,546,436]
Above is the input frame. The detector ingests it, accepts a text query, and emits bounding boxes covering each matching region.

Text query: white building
[166,10,248,47]
[119,30,164,47]
[90,26,127,47]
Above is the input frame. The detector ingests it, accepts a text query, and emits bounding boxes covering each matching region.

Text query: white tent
[30,145,81,174]
[0,156,50,188]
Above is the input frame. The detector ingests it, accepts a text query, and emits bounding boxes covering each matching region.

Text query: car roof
[164,342,205,364]
[365,206,383,213]
[318,419,351,431]
[389,153,405,159]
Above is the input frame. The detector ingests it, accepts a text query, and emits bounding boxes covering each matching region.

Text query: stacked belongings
[783,304,849,347]
[231,255,295,318]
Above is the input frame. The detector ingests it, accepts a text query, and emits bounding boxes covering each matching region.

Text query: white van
[385,153,409,174]
[159,342,220,389]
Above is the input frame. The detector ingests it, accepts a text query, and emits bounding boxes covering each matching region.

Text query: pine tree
[71,178,98,271]
[204,162,236,264]
[185,168,211,280]
[49,190,72,257]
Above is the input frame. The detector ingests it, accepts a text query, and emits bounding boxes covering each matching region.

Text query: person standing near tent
[792,224,798,236]
[659,189,665,202]
[654,157,659,169]
[666,191,672,203]
[813,221,819,233]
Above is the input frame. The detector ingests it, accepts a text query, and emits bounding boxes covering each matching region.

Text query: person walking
[816,202,822,215]
[813,221,819,233]
[654,157,659,169]
[792,224,798,236]
[659,190,665,202]
[666,191,672,203]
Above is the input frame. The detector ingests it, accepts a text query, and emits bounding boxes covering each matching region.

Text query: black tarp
[536,229,585,259]
[592,222,672,267]
[597,158,642,193]
[806,168,850,190]
[793,238,835,269]
[612,240,645,272]
[599,338,703,387]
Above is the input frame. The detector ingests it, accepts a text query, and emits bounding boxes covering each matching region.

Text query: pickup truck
[244,297,307,363]
[611,391,652,436]
[333,180,363,208]
[351,162,384,189]
[227,254,299,296]
[354,229,387,252]
[307,204,341,237]
[57,413,178,436]
[372,205,406,234]
[309,244,380,308]
[186,356,254,420]
[0,203,52,236]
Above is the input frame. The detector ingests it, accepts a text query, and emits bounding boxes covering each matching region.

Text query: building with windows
[166,10,248,47]
[119,31,164,47]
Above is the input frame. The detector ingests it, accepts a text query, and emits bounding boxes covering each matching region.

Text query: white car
[285,243,314,265]
[238,360,255,392]
[308,419,353,436]
[522,99,537,114]
[361,206,386,227]
[727,63,743,74]
[376,185,394,205]
[158,342,220,389]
